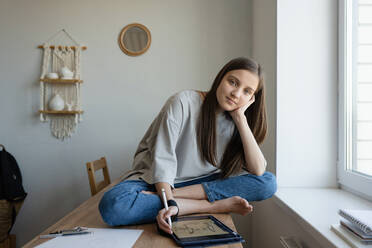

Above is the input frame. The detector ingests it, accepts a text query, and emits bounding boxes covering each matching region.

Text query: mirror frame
[118,23,151,56]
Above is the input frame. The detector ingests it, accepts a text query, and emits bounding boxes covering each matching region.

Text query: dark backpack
[0,147,27,242]
[0,148,27,201]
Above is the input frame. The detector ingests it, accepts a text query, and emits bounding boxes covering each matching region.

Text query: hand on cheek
[229,95,255,120]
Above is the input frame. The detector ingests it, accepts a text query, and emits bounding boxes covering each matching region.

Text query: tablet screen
[172,218,229,238]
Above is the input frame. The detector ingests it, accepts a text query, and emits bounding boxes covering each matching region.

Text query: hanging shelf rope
[38,29,87,140]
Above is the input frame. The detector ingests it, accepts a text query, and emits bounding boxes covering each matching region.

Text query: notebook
[340,219,372,240]
[338,209,372,234]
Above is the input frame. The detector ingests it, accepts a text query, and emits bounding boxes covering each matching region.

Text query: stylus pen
[161,188,172,227]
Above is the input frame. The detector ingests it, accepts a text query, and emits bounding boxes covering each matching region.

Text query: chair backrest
[86,157,111,196]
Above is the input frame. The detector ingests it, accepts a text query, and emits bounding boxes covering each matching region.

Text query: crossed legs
[142,184,253,216]
[98,172,276,226]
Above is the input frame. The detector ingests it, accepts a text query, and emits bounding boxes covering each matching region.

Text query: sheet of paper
[36,228,143,248]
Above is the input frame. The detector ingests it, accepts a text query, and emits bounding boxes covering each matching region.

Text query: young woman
[99,57,277,234]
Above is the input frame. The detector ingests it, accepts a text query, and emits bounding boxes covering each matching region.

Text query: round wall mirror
[118,23,151,56]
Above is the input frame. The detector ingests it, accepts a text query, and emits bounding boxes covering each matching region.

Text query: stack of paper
[36,228,143,248]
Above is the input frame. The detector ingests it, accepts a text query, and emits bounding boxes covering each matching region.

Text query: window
[338,0,372,200]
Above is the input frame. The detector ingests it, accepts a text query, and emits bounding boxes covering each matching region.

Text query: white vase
[60,66,74,79]
[46,72,59,79]
[49,94,65,111]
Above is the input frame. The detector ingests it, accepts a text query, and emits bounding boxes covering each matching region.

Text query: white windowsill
[273,187,372,248]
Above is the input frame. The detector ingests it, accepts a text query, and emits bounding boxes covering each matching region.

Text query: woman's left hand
[229,95,255,120]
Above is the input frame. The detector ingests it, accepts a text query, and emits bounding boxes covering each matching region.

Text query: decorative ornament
[60,66,74,79]
[48,93,65,111]
[38,29,87,140]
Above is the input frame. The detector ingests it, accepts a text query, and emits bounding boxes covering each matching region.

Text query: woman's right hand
[156,206,178,234]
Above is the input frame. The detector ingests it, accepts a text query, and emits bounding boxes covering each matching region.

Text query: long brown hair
[196,57,267,178]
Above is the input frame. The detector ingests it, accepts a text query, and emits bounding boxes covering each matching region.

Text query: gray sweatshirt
[121,90,244,187]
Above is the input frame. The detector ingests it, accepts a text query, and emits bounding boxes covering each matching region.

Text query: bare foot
[141,190,157,195]
[213,196,253,215]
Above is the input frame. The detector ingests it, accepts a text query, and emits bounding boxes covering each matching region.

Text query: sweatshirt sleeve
[149,93,184,187]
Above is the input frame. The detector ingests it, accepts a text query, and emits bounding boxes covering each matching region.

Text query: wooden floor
[23,178,243,248]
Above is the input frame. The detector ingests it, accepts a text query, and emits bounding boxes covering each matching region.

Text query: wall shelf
[39,110,84,115]
[40,79,83,84]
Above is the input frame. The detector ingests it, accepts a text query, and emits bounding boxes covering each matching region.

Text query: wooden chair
[86,157,111,196]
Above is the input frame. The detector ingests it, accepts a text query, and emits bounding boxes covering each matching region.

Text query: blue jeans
[99,172,277,226]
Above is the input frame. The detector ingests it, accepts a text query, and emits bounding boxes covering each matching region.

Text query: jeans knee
[98,190,135,226]
[258,172,277,200]
[99,191,118,226]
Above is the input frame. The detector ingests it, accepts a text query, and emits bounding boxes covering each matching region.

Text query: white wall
[0,1,252,246]
[276,0,338,188]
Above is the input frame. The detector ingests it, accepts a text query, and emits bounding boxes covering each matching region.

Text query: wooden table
[23,178,243,248]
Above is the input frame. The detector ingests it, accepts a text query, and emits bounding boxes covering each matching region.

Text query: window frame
[338,0,372,201]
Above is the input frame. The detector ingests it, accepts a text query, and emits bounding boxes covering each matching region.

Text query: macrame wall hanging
[38,29,87,140]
